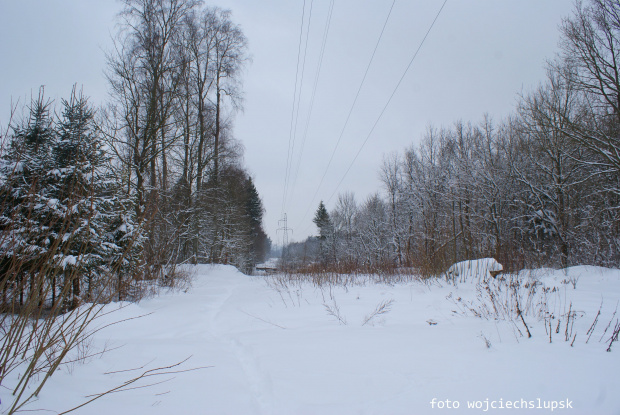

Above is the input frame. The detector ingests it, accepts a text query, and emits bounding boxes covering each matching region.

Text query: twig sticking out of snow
[606,320,620,352]
[585,299,603,344]
[58,356,211,414]
[324,299,347,325]
[362,299,394,326]
[478,332,492,349]
[514,286,531,338]
[599,301,619,342]
[565,302,574,342]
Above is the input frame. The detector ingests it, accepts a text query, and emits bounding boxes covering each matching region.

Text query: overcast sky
[0,0,575,244]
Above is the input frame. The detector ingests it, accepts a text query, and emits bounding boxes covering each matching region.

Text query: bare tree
[332,192,358,264]
[515,65,589,267]
[105,0,199,218]
[380,152,404,265]
[560,0,620,194]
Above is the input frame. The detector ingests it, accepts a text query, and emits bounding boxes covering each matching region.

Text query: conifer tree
[245,177,268,265]
[0,90,56,306]
[55,87,145,302]
[313,201,333,264]
[313,201,332,240]
[49,88,123,306]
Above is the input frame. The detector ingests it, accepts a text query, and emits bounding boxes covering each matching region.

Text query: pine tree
[0,87,143,308]
[245,177,268,265]
[0,90,56,306]
[49,88,125,306]
[108,202,145,300]
[313,201,333,265]
[245,177,263,230]
[313,201,332,240]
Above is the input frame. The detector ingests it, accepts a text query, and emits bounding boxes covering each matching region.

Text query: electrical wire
[281,0,308,215]
[295,0,397,230]
[326,0,448,205]
[283,0,314,214]
[288,0,335,207]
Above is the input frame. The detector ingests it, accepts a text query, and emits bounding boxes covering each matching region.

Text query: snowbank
[445,257,504,283]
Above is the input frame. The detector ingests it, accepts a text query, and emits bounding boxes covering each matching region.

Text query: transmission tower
[277,213,293,265]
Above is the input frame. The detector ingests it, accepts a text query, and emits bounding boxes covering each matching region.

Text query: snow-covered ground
[3,263,620,414]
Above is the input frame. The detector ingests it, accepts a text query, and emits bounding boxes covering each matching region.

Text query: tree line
[0,0,269,312]
[286,0,620,275]
[0,2,269,407]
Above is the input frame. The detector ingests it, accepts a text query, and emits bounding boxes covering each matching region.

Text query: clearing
[4,263,620,414]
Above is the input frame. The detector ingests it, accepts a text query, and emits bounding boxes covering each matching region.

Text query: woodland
[286,0,620,276]
[1,0,620,412]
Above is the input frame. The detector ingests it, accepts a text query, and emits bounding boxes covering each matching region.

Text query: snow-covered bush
[445,258,504,284]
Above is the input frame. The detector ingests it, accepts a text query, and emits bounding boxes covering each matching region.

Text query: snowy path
[11,264,620,414]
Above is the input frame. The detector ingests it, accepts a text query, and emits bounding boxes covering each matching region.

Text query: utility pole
[277,213,293,268]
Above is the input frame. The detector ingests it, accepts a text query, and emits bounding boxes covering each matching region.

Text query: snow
[255,257,279,274]
[2,264,620,414]
[59,254,78,268]
[256,257,279,269]
[445,257,503,283]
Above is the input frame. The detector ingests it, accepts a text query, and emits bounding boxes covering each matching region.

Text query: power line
[283,0,314,214]
[285,0,317,209]
[281,0,308,215]
[277,214,293,263]
[325,0,448,205]
[288,0,335,207]
[295,0,397,230]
